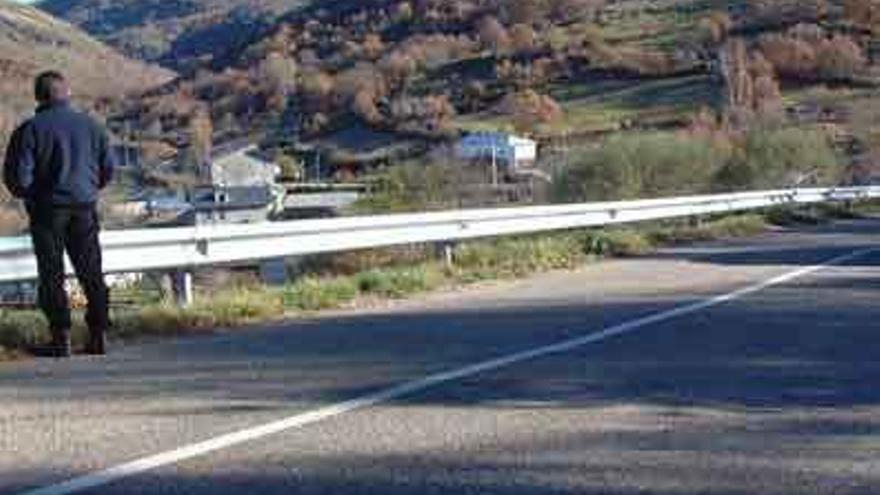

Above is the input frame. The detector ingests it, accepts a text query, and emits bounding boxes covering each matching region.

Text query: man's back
[2,71,114,358]
[5,101,114,206]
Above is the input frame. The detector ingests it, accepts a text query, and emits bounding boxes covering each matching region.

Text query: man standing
[3,71,115,358]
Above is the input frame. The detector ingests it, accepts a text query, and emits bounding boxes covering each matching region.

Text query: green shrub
[113,305,217,340]
[714,128,842,191]
[556,132,727,202]
[355,163,470,213]
[454,235,587,279]
[557,128,842,203]
[195,290,283,327]
[0,310,47,350]
[650,215,768,244]
[309,245,433,276]
[282,277,358,311]
[580,229,655,257]
[356,265,443,298]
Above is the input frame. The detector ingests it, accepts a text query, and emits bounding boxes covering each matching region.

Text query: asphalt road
[2,218,880,495]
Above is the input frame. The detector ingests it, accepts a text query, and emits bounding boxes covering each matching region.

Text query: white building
[455,132,537,170]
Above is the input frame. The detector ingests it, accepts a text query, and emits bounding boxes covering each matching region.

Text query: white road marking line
[19,247,879,495]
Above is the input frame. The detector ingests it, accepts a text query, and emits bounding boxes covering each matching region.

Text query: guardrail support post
[173,271,194,307]
[156,273,174,304]
[436,241,456,270]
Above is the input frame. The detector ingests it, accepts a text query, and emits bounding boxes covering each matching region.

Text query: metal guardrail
[1,187,878,284]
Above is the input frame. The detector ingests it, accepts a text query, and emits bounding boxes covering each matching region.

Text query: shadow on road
[651,217,880,268]
[3,261,879,413]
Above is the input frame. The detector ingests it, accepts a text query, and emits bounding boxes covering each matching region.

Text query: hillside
[25,0,880,213]
[0,0,173,139]
[38,0,306,70]
[0,0,174,232]
[120,1,879,145]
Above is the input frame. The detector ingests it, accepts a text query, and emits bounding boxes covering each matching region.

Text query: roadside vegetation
[552,126,844,202]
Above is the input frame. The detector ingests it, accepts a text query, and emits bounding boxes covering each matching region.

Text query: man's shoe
[28,331,72,359]
[83,331,107,356]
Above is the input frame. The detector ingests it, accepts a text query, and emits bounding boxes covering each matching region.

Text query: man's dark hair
[34,71,69,104]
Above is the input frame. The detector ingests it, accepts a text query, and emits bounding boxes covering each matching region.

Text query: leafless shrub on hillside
[721,39,784,126]
[510,24,537,53]
[497,89,563,133]
[698,11,733,47]
[757,34,817,79]
[815,36,866,80]
[478,16,511,54]
[758,32,866,82]
[843,0,880,32]
[389,95,456,135]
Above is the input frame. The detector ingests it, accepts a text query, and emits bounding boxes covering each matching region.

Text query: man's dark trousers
[28,203,109,337]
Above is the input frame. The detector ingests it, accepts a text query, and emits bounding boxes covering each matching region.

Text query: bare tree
[720,39,755,125]
[188,107,213,181]
[816,35,866,80]
[844,0,880,32]
[510,24,537,53]
[498,89,563,133]
[478,16,511,54]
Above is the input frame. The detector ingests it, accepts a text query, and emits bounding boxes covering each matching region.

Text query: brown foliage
[788,23,825,43]
[815,35,866,80]
[758,34,817,79]
[495,57,554,88]
[389,95,456,134]
[685,107,723,139]
[498,89,563,132]
[504,0,543,25]
[843,0,880,31]
[335,63,387,102]
[362,34,385,60]
[389,34,477,70]
[758,32,865,81]
[301,72,335,98]
[353,89,382,124]
[478,16,511,54]
[510,24,537,53]
[699,11,733,46]
[609,47,677,76]
[0,204,27,236]
[752,75,783,116]
[188,107,213,178]
[261,52,298,100]
[722,39,783,125]
[380,52,418,84]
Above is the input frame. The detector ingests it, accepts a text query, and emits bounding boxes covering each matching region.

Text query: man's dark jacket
[3,101,115,206]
